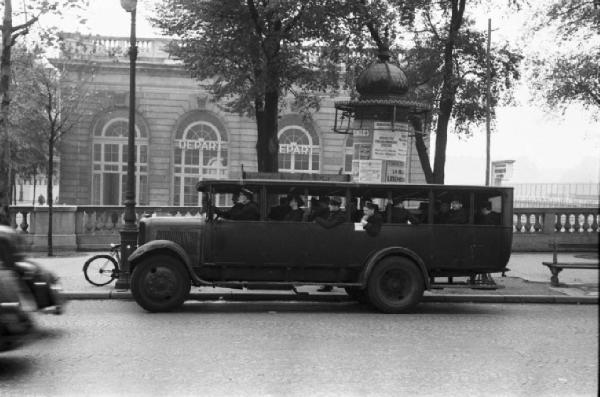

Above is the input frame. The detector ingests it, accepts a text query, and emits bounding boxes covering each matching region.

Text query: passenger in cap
[315,196,345,229]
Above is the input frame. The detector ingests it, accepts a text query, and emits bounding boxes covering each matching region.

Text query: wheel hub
[145,267,177,299]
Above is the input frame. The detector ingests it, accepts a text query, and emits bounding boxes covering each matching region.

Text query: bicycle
[82,243,121,286]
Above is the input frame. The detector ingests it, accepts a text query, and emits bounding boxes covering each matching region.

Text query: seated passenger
[307,196,330,222]
[361,202,383,236]
[283,195,305,222]
[390,197,420,224]
[417,202,429,223]
[268,196,290,220]
[314,196,345,228]
[476,203,501,225]
[447,198,468,224]
[216,188,259,221]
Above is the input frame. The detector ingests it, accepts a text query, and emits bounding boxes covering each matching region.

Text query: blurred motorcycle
[1,225,64,352]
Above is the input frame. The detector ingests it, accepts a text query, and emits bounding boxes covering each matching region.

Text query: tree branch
[425,9,440,42]
[246,0,264,38]
[283,4,306,34]
[11,14,39,33]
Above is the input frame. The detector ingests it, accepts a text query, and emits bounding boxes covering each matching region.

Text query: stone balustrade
[7,206,599,252]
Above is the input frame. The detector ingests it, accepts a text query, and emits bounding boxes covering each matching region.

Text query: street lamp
[115,0,138,290]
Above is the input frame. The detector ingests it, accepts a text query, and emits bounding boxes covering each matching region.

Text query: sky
[43,1,600,185]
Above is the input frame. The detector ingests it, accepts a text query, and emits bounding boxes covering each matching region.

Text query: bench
[542,242,599,287]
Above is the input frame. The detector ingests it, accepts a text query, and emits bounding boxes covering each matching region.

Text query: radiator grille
[156,231,199,253]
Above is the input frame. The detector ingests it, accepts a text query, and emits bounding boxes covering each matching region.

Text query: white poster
[372,122,409,161]
[357,160,383,183]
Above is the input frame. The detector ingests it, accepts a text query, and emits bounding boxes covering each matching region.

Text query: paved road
[1,301,597,397]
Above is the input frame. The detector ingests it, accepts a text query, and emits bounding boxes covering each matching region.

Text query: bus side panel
[430,225,475,273]
[471,226,513,272]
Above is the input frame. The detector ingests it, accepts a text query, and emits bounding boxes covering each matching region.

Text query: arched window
[91,117,149,205]
[173,121,228,206]
[278,125,320,173]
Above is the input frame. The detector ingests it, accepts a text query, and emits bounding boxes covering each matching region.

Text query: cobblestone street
[1,301,597,396]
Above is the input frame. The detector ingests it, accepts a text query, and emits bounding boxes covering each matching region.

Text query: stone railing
[512,208,598,251]
[7,205,599,252]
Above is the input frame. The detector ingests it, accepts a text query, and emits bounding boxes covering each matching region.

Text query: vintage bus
[128,178,513,313]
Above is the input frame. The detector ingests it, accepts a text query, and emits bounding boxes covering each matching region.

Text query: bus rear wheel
[131,254,190,312]
[367,257,424,313]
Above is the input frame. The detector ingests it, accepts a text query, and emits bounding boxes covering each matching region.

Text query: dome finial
[377,26,391,62]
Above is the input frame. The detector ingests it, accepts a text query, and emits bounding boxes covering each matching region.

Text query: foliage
[357,0,523,183]
[152,0,354,171]
[0,0,89,212]
[403,14,522,137]
[528,0,600,119]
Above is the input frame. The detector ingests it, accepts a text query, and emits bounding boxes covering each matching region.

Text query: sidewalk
[27,251,598,304]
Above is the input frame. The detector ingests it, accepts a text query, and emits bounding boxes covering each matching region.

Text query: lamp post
[115,0,138,290]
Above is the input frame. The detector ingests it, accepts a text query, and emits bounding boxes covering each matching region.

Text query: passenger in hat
[216,187,259,221]
[307,196,329,222]
[361,201,383,236]
[389,196,420,225]
[447,195,467,224]
[268,196,291,221]
[315,196,345,229]
[476,201,500,225]
[283,195,305,222]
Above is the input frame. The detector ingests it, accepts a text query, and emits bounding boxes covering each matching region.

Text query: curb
[61,291,599,305]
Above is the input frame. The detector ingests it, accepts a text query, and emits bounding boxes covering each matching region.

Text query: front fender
[128,240,206,286]
[129,240,192,268]
[359,247,430,290]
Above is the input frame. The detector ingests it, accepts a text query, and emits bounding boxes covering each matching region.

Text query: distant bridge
[512,183,599,208]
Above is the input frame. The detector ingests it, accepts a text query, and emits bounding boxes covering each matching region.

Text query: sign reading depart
[175,139,220,151]
[279,143,312,155]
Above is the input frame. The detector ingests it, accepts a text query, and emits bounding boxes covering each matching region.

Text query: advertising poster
[372,122,409,161]
[354,143,372,160]
[357,160,383,183]
[385,161,406,183]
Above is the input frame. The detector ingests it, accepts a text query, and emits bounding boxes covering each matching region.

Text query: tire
[130,254,190,312]
[344,287,370,304]
[83,255,119,286]
[367,256,424,313]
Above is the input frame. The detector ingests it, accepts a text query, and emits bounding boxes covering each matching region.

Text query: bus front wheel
[367,257,424,313]
[131,254,190,312]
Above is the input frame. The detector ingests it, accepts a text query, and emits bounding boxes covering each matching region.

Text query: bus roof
[196,178,514,193]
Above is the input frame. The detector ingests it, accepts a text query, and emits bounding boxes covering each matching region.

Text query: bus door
[431,191,474,271]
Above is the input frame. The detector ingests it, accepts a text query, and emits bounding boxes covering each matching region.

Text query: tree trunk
[0,0,14,212]
[255,89,280,172]
[414,132,434,183]
[47,138,54,257]
[431,0,466,185]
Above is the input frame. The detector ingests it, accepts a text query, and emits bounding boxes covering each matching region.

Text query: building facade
[58,34,429,206]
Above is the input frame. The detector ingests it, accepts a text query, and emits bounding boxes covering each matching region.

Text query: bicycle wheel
[83,255,119,286]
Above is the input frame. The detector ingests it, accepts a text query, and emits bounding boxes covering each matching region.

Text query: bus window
[434,191,469,224]
[388,195,428,224]
[475,193,503,225]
